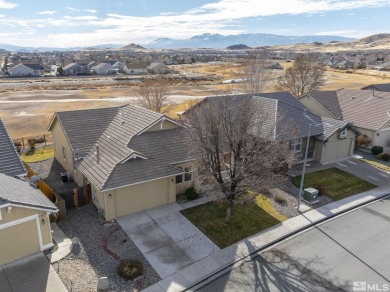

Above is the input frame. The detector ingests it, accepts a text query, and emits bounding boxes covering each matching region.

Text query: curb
[184,193,390,291]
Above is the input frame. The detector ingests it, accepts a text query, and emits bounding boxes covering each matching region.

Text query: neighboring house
[0,173,58,265]
[63,62,89,76]
[50,65,60,76]
[373,62,390,71]
[0,118,27,177]
[0,119,57,265]
[90,63,118,75]
[361,83,390,92]
[9,63,44,77]
[48,105,193,220]
[299,89,390,147]
[185,92,357,165]
[267,62,284,69]
[334,60,355,69]
[147,62,170,74]
[123,63,148,75]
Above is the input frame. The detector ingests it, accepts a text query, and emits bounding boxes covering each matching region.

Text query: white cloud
[0,0,16,9]
[66,7,79,12]
[84,9,98,13]
[38,10,57,15]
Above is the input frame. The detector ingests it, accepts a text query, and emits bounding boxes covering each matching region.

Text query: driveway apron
[117,203,220,279]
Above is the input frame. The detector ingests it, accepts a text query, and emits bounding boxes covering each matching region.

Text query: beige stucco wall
[315,129,356,163]
[51,119,84,186]
[298,96,336,118]
[146,119,178,132]
[0,206,52,265]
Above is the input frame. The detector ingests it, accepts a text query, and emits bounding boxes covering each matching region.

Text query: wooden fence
[24,163,56,203]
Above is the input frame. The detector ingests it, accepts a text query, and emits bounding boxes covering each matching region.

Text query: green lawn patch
[21,146,54,163]
[181,194,284,249]
[292,167,376,201]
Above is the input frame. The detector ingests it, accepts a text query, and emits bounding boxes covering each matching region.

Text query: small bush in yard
[371,146,384,155]
[272,193,287,205]
[377,153,390,162]
[185,187,199,200]
[315,185,326,196]
[117,260,143,280]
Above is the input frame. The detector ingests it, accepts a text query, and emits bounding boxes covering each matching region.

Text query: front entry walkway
[0,253,67,292]
[117,203,220,279]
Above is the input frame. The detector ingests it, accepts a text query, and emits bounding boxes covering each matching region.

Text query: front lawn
[20,146,54,163]
[181,194,285,249]
[292,167,376,201]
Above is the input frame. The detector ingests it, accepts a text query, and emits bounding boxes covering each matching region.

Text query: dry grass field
[1,62,390,139]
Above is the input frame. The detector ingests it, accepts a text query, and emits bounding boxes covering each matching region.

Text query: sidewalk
[46,223,72,264]
[143,182,390,292]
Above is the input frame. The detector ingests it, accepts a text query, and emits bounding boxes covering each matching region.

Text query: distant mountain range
[144,33,354,49]
[0,33,362,52]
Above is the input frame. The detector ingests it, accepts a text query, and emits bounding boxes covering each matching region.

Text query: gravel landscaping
[55,205,160,291]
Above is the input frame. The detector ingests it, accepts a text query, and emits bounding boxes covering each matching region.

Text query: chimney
[96,144,100,164]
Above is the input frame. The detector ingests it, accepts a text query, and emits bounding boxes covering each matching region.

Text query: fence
[24,163,55,202]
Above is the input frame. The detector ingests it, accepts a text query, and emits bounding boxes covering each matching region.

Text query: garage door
[322,139,352,163]
[376,128,390,147]
[0,219,40,265]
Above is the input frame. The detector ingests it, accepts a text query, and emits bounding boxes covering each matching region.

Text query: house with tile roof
[63,62,89,76]
[0,118,27,177]
[9,63,44,77]
[361,83,390,92]
[185,92,358,164]
[48,105,193,220]
[299,88,390,147]
[0,119,58,265]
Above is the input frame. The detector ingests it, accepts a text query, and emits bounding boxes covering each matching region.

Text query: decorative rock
[97,277,110,291]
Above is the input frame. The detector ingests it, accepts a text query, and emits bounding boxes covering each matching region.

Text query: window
[290,138,302,151]
[175,166,193,184]
[176,174,183,184]
[62,146,66,161]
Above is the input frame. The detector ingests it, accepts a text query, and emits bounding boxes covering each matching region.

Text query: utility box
[303,187,319,204]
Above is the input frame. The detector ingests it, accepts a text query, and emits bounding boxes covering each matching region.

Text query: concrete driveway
[117,203,220,279]
[0,253,67,292]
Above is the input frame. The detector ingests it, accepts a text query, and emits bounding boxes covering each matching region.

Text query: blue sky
[0,0,389,47]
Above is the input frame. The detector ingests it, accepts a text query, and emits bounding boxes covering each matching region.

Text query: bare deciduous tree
[135,80,171,113]
[185,96,297,220]
[277,53,326,97]
[239,54,273,94]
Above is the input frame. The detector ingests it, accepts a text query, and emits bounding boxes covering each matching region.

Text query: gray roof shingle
[362,83,390,92]
[307,90,342,118]
[78,105,175,190]
[23,64,45,71]
[50,106,121,157]
[317,117,349,140]
[0,173,57,211]
[0,118,26,177]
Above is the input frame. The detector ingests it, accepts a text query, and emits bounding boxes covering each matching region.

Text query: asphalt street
[197,196,390,292]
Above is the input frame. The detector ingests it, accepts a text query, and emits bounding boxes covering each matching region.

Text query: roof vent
[121,120,125,125]
[95,144,100,164]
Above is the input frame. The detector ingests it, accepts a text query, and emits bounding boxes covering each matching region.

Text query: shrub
[273,193,287,205]
[377,153,390,162]
[371,146,384,155]
[117,260,143,280]
[315,185,326,196]
[27,138,36,150]
[185,187,199,200]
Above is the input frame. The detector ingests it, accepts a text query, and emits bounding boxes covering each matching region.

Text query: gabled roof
[78,105,184,190]
[306,90,342,118]
[362,83,390,92]
[0,173,57,212]
[48,106,121,157]
[126,63,148,69]
[317,117,358,141]
[91,63,117,70]
[22,64,44,71]
[0,118,26,177]
[187,92,323,141]
[308,89,390,130]
[147,63,166,69]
